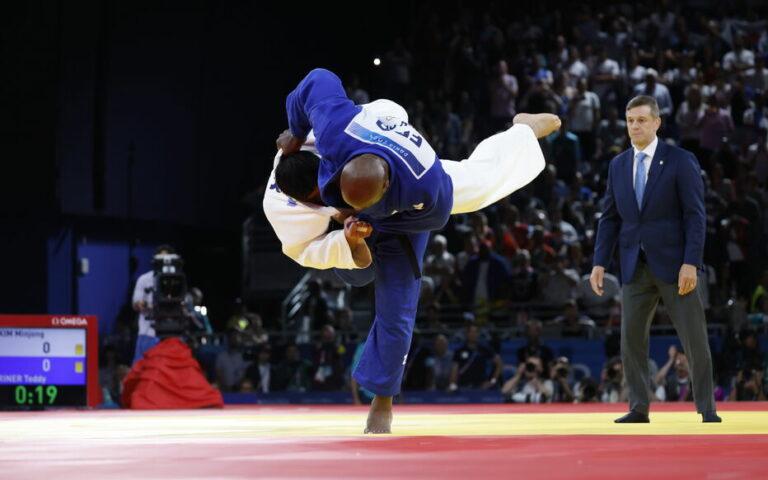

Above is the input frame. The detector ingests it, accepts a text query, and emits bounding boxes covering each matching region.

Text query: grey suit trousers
[620,260,716,414]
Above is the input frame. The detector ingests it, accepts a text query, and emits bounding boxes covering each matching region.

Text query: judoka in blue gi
[279,68,452,433]
[277,68,559,433]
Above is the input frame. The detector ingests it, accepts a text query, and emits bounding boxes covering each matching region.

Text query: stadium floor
[2,402,767,479]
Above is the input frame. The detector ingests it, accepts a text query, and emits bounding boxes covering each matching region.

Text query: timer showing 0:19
[14,385,58,405]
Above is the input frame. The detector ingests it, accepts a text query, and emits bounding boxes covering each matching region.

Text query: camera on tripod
[144,253,195,337]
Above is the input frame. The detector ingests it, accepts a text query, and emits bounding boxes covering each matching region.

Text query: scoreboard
[0,315,100,408]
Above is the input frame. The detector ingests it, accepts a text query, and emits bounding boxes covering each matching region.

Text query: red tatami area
[2,402,766,480]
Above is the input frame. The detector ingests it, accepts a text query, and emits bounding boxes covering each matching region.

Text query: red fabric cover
[121,337,223,409]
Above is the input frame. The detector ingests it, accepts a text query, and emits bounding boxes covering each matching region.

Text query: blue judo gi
[286,69,454,395]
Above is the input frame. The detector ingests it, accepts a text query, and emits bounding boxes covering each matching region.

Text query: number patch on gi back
[344,109,436,179]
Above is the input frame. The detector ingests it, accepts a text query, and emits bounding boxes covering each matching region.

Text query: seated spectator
[576,270,620,319]
[311,325,346,391]
[574,377,600,403]
[654,345,693,402]
[675,84,705,153]
[226,311,268,345]
[423,234,458,303]
[623,49,646,88]
[516,319,554,377]
[729,361,766,401]
[509,249,538,302]
[215,329,253,393]
[431,334,453,391]
[745,129,768,194]
[538,255,580,309]
[750,270,768,314]
[546,118,582,184]
[596,106,627,161]
[460,242,512,315]
[502,356,553,403]
[488,59,518,132]
[598,356,628,403]
[553,299,597,338]
[722,35,755,81]
[99,345,130,406]
[591,47,620,110]
[568,78,600,163]
[566,45,589,87]
[334,308,361,344]
[304,280,334,332]
[745,54,768,92]
[549,356,576,403]
[449,323,503,390]
[633,69,673,119]
[456,232,480,273]
[697,96,735,157]
[243,344,273,393]
[529,225,556,270]
[423,302,448,334]
[271,344,314,392]
[402,330,435,390]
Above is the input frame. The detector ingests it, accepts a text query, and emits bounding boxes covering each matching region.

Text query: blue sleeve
[286,68,353,139]
[593,159,621,269]
[678,152,705,268]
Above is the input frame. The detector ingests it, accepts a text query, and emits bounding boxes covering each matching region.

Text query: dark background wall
[0,0,405,329]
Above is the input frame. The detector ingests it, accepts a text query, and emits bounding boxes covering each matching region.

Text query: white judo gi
[263,99,545,270]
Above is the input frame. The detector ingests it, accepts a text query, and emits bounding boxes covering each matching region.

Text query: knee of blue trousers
[333,266,375,287]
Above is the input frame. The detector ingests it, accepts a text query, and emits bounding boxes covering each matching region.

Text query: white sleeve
[444,123,545,214]
[262,168,359,270]
[132,272,152,304]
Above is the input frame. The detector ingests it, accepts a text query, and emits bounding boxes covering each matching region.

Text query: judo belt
[397,235,422,280]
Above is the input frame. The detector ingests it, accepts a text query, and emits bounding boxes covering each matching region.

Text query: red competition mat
[2,402,767,479]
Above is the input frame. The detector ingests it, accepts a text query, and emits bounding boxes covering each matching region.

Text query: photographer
[131,244,175,364]
[502,356,553,403]
[729,362,766,401]
[549,356,576,403]
[599,356,628,403]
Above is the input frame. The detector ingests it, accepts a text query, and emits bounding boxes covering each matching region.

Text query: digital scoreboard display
[0,316,99,408]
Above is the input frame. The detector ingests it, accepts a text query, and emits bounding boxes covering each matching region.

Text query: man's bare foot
[513,113,562,138]
[364,395,393,434]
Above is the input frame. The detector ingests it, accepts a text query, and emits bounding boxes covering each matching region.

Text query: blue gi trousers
[334,231,429,396]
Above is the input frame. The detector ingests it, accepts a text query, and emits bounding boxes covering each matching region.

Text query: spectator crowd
[103,0,768,406]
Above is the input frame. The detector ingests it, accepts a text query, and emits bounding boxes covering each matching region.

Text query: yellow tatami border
[2,411,767,439]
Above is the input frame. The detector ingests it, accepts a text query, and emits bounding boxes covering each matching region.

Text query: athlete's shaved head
[340,154,390,210]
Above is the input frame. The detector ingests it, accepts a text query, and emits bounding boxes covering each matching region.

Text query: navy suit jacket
[593,140,705,284]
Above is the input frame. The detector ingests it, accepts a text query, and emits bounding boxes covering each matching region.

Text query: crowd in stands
[101,0,768,405]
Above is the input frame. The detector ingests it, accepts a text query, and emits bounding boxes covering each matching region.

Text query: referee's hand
[590,266,605,296]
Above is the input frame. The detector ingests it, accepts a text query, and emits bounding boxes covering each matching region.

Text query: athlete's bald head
[340,154,390,210]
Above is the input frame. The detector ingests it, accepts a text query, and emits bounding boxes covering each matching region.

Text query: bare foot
[513,113,562,138]
[364,395,393,434]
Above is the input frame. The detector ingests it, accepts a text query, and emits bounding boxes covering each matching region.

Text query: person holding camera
[598,356,628,403]
[729,363,766,401]
[549,356,576,403]
[502,356,553,403]
[654,345,693,402]
[131,244,175,365]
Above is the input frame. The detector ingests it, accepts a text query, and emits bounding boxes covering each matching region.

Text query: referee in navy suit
[590,95,721,423]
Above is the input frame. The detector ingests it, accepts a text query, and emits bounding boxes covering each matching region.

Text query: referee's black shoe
[614,411,650,423]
